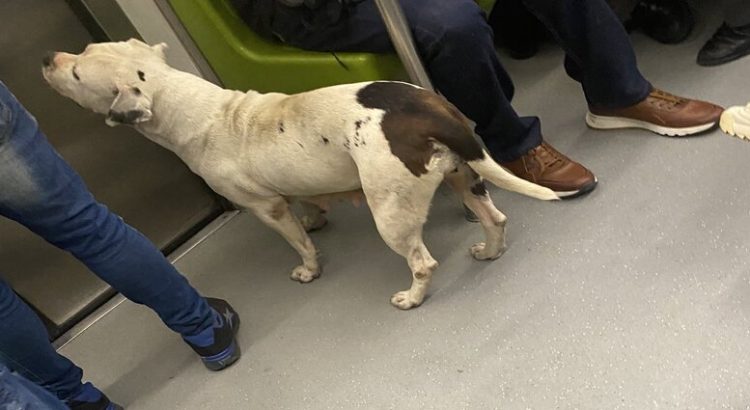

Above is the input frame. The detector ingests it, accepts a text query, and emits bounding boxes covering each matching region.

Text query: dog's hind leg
[298,201,328,232]
[244,196,321,283]
[445,163,507,260]
[360,171,443,310]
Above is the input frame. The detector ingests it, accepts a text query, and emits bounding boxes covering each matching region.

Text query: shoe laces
[648,88,686,110]
[529,142,565,168]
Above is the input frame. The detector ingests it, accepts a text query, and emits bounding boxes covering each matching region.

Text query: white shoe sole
[553,177,598,199]
[586,112,717,137]
[720,104,750,141]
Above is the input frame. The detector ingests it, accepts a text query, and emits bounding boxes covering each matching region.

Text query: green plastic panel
[169,0,406,94]
[477,0,496,13]
[169,0,497,94]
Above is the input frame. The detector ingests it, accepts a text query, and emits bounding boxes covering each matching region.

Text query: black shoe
[68,394,123,410]
[697,23,750,66]
[631,0,694,44]
[185,298,241,371]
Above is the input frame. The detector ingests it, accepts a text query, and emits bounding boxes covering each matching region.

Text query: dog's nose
[42,51,56,68]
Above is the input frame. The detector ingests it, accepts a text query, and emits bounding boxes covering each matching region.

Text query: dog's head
[42,38,168,127]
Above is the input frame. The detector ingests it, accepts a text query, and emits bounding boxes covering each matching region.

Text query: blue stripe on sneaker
[201,340,236,362]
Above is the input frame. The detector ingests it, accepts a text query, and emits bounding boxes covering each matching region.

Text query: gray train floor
[61,13,750,410]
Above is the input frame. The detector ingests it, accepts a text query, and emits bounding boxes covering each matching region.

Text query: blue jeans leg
[0,362,67,410]
[0,280,80,406]
[0,82,214,401]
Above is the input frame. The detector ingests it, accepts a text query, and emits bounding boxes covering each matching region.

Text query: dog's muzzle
[42,51,56,68]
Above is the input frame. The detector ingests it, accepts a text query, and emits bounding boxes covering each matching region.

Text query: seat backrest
[169,0,406,93]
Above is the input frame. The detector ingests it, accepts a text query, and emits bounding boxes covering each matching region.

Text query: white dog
[43,39,558,309]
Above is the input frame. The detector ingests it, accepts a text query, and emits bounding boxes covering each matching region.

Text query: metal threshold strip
[53,211,241,350]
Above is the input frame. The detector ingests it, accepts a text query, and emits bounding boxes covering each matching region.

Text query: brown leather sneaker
[500,141,597,199]
[586,88,724,136]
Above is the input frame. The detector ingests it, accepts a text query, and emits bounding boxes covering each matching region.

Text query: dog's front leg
[245,196,321,283]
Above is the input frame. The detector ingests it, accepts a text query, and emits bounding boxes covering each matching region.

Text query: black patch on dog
[470,181,488,196]
[137,70,146,81]
[354,117,371,141]
[356,82,483,177]
[108,109,143,124]
[132,87,141,96]
[321,136,329,144]
[279,121,285,133]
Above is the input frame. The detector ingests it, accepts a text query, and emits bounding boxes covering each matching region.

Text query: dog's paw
[290,265,320,283]
[470,242,506,261]
[390,291,422,310]
[300,214,328,232]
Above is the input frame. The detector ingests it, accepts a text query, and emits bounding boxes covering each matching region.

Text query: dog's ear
[126,38,149,47]
[126,38,168,61]
[105,85,152,127]
[151,42,168,61]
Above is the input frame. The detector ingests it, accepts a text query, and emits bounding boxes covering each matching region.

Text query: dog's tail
[466,151,559,201]
[408,89,558,200]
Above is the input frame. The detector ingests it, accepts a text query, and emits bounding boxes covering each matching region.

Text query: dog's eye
[112,89,119,96]
[72,67,80,81]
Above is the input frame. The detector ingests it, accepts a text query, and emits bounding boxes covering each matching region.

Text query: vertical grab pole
[373,0,434,90]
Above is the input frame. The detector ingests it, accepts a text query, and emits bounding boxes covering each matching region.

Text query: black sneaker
[68,393,123,410]
[67,382,123,410]
[185,298,241,371]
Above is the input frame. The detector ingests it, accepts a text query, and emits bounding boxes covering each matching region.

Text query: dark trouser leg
[725,0,750,28]
[520,0,651,109]
[255,0,542,161]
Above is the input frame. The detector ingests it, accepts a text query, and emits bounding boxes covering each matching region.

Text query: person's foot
[499,141,597,199]
[184,298,241,371]
[631,0,694,44]
[586,88,723,136]
[720,103,750,140]
[69,396,123,410]
[697,23,750,66]
[68,383,123,410]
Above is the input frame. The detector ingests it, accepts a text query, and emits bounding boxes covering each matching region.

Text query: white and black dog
[43,39,558,309]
